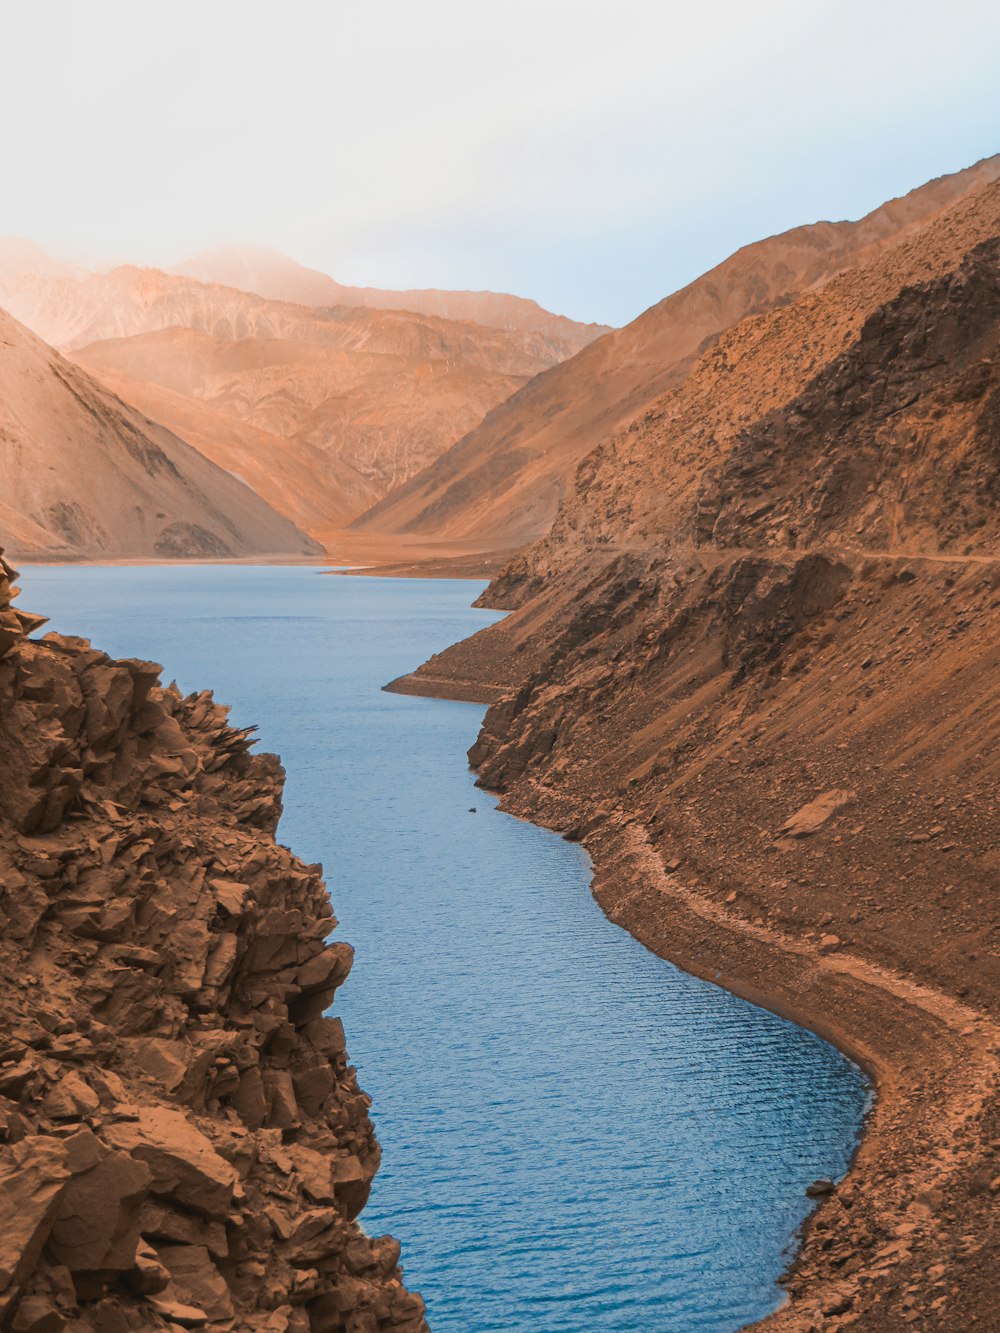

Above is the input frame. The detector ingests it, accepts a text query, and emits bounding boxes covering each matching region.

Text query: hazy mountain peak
[0,235,87,282]
[171,245,610,338]
[172,245,345,307]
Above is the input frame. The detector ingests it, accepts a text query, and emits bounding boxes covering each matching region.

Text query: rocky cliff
[0,553,426,1332]
[390,178,1000,1328]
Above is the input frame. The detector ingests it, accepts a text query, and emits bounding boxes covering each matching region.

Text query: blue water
[19,564,869,1333]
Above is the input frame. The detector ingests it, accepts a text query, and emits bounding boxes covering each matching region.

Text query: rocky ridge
[389,179,1000,1327]
[0,553,426,1332]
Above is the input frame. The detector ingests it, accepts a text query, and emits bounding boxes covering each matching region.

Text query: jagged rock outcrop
[0,553,426,1332]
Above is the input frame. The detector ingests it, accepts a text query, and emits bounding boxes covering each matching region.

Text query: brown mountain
[389,175,1000,1329]
[0,307,319,560]
[0,257,604,540]
[172,243,611,341]
[355,154,1000,550]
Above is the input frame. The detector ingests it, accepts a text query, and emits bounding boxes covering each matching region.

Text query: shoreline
[16,555,994,1326]
[385,664,998,1331]
[8,529,514,579]
[14,554,341,567]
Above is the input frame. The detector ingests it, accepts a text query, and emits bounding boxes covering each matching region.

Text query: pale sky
[2,0,998,326]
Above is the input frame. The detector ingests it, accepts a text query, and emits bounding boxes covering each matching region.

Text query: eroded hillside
[357,154,1000,552]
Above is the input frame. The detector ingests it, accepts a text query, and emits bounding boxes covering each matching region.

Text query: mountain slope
[69,305,568,538]
[0,258,602,538]
[0,307,319,560]
[388,177,1000,1330]
[172,244,611,342]
[355,154,1000,549]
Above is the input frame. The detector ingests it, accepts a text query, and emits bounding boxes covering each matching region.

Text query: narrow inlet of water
[21,564,870,1333]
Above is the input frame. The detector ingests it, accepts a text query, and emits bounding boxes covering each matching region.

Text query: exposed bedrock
[0,553,427,1332]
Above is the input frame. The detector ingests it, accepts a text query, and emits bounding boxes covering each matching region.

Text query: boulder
[286,1143,336,1204]
[210,878,253,917]
[146,1292,209,1327]
[296,945,353,996]
[154,1244,234,1323]
[234,1067,268,1131]
[0,1137,71,1303]
[137,1201,228,1260]
[806,1177,836,1197]
[49,1140,152,1276]
[780,789,855,838]
[263,1070,300,1130]
[124,1240,170,1296]
[41,1073,101,1122]
[121,1038,189,1093]
[104,1107,236,1219]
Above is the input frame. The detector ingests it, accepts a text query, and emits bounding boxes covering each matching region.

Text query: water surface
[21,565,869,1333]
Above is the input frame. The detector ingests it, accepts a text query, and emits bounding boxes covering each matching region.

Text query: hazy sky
[2,0,998,325]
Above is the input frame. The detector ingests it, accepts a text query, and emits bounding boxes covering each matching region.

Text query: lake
[19,564,869,1333]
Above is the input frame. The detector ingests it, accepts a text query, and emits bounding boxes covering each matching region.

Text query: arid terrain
[388,176,1000,1329]
[0,307,317,561]
[0,245,605,544]
[1,141,997,1329]
[0,551,427,1330]
[355,155,1000,552]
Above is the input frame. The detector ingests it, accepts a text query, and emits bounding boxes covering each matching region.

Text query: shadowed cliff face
[392,180,1000,1330]
[0,554,427,1332]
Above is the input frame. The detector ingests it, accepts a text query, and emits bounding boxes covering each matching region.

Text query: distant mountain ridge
[0,252,606,541]
[171,244,611,341]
